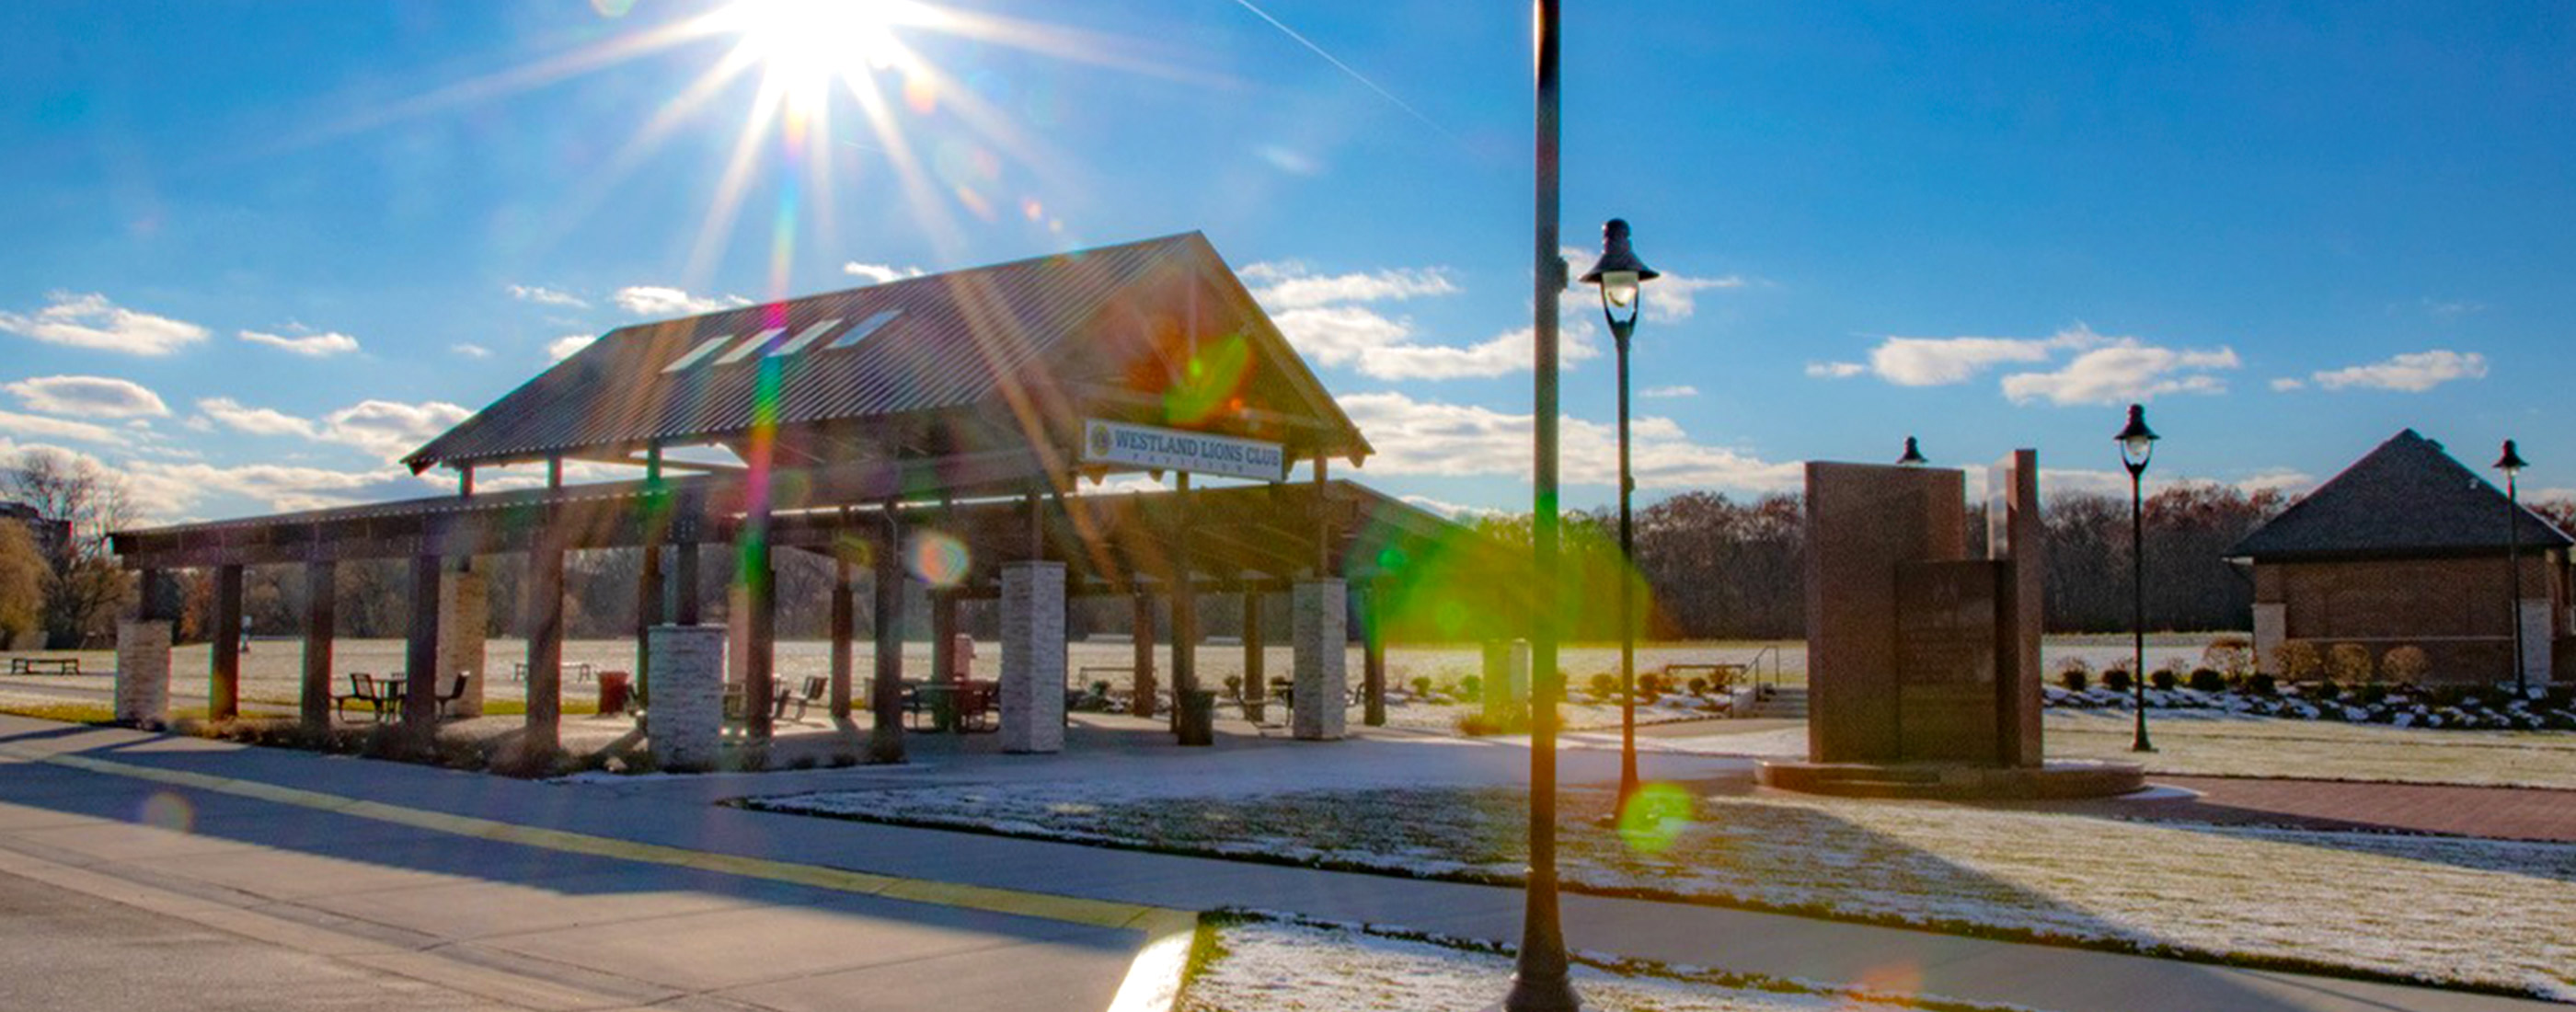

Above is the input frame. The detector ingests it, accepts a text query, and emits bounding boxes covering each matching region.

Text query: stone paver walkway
[0,714,2560,1012]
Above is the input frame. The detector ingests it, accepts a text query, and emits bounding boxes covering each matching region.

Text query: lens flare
[136,790,195,834]
[908,530,972,586]
[1615,781,1693,854]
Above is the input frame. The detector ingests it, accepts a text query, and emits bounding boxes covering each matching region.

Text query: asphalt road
[0,870,513,1012]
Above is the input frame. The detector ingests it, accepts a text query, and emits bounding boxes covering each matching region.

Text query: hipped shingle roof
[2228,429,2571,561]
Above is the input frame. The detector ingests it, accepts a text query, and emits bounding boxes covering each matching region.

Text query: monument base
[1758,758,2145,799]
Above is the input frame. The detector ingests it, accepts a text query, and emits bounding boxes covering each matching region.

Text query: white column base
[1293,579,1347,741]
[115,620,171,726]
[1000,562,1067,753]
[648,625,726,771]
[2519,598,2552,684]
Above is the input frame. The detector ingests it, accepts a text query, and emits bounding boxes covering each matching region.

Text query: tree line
[12,445,2576,648]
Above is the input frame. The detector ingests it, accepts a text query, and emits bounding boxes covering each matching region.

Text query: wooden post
[869,512,906,762]
[1312,456,1332,576]
[1172,474,1199,742]
[930,589,959,731]
[743,534,776,743]
[830,554,856,721]
[674,539,701,626]
[1242,590,1264,701]
[211,563,243,721]
[403,555,442,733]
[1130,592,1156,717]
[635,538,662,704]
[300,560,335,732]
[1363,581,1388,727]
[525,533,565,753]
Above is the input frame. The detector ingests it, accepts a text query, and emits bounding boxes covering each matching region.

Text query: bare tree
[4,450,138,647]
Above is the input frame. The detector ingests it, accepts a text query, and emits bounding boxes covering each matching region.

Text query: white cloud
[2420,297,2485,318]
[0,408,124,445]
[238,328,361,357]
[1640,385,1697,398]
[546,334,598,361]
[2306,349,2489,393]
[612,285,751,317]
[2000,339,2238,406]
[317,400,472,460]
[2235,469,2313,494]
[1805,362,1864,379]
[451,343,492,359]
[506,284,588,308]
[0,292,208,356]
[5,374,168,418]
[195,397,316,438]
[1639,273,1746,324]
[1336,390,1799,491]
[1868,328,2098,386]
[842,262,926,285]
[1240,262,1459,311]
[1398,494,1501,519]
[2270,377,2306,392]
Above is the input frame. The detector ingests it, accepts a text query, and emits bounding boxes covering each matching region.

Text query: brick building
[2230,430,2570,684]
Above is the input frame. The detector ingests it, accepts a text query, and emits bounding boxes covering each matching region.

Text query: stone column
[1292,578,1347,741]
[438,568,488,718]
[999,561,1066,753]
[646,625,725,771]
[2519,598,2552,685]
[2252,604,2285,674]
[114,619,171,727]
[1508,638,1532,706]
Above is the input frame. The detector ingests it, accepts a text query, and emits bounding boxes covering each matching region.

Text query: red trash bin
[598,672,632,715]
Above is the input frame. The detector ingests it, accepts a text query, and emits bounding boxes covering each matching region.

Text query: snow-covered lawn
[1183,916,1963,1012]
[2044,710,2576,789]
[754,781,2576,1000]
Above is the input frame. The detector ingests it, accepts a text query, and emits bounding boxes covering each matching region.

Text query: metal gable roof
[2228,429,2574,561]
[405,232,1358,473]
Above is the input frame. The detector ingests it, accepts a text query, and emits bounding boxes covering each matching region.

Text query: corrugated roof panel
[402,232,1358,470]
[768,317,845,357]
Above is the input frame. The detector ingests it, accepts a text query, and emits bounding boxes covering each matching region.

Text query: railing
[1742,645,1785,697]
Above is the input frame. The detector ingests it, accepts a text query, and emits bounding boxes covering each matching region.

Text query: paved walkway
[0,714,2558,1012]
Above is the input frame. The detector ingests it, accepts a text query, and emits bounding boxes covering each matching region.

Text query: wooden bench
[7,658,79,677]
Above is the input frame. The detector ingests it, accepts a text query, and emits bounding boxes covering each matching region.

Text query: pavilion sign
[1082,419,1286,482]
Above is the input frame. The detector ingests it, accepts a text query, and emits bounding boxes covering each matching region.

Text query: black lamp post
[2115,403,2158,753]
[1498,2,1579,1009]
[1581,218,1659,813]
[2495,440,2529,695]
[1897,436,1928,466]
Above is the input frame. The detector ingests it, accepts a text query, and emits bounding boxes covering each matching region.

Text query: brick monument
[1766,449,2140,798]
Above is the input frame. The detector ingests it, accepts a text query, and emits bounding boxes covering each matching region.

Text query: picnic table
[7,658,79,676]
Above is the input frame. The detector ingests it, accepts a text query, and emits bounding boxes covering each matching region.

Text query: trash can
[1177,689,1216,747]
[598,672,633,716]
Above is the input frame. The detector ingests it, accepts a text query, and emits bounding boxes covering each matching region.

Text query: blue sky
[2,0,2570,523]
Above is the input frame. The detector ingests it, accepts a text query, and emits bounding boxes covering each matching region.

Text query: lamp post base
[1489,976,1585,1012]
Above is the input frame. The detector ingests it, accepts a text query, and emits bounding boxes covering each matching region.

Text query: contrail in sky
[1230,0,1458,142]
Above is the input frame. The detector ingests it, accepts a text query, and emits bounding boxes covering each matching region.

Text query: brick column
[999,561,1066,753]
[647,625,725,771]
[438,568,488,718]
[1292,578,1347,741]
[114,619,171,727]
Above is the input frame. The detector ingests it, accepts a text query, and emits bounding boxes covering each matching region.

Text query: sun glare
[714,0,919,105]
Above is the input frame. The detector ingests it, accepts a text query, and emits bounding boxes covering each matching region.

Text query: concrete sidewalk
[0,714,2556,1012]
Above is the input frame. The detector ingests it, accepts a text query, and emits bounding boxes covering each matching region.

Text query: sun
[711,0,922,105]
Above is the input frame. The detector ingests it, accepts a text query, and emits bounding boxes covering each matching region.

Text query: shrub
[1639,672,1666,695]
[1411,676,1433,698]
[1686,676,1709,696]
[2102,668,2133,694]
[1588,673,1618,700]
[2188,668,2226,694]
[2309,678,2340,701]
[2202,636,2255,676]
[1458,710,1528,736]
[2149,668,2179,692]
[2358,681,2390,706]
[2059,668,2089,692]
[1460,674,1483,698]
[2272,641,2324,682]
[2053,655,2095,678]
[2246,672,2277,696]
[2381,645,2432,683]
[2328,643,2374,684]
[1223,674,1244,698]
